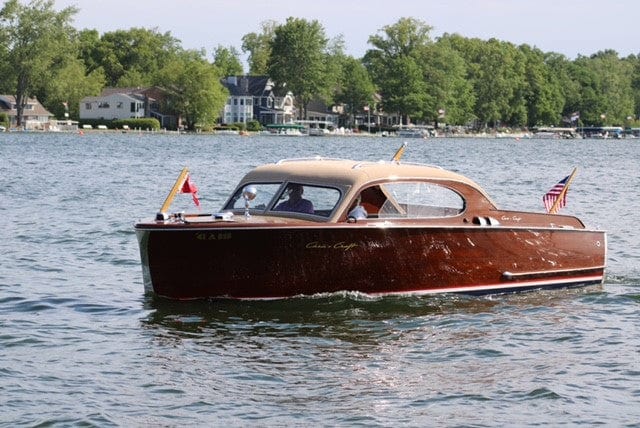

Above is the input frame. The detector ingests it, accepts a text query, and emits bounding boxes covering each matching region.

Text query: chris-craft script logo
[306,241,359,251]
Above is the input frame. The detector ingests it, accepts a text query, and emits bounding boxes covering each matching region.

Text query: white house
[79,87,180,129]
[80,93,145,121]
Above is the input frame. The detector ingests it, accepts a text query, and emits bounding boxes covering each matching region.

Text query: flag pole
[157,167,190,218]
[392,142,407,162]
[549,167,578,214]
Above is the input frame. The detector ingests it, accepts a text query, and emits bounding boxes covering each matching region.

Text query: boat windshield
[378,182,465,218]
[223,182,342,218]
[223,183,282,212]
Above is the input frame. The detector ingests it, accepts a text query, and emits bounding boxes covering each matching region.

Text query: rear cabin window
[377,182,464,218]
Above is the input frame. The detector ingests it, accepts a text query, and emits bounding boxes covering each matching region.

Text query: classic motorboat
[134,145,606,300]
[394,125,432,138]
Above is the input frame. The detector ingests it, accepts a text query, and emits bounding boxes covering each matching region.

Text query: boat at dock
[394,125,433,138]
[263,123,306,136]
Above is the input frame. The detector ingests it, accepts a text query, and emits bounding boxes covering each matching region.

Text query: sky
[54,0,640,64]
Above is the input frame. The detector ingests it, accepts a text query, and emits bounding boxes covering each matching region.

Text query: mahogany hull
[135,224,606,300]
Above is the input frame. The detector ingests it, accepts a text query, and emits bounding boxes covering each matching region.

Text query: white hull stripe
[171,273,605,300]
[367,274,604,297]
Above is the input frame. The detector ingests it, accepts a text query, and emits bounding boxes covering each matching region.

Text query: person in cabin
[274,183,314,214]
[347,195,368,220]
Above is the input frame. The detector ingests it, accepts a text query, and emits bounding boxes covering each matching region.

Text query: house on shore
[79,87,180,129]
[0,95,54,130]
[221,76,296,125]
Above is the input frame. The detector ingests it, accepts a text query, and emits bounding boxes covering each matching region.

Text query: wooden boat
[134,145,606,300]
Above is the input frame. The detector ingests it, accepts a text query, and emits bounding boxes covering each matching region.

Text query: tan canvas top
[226,157,502,222]
[241,158,488,194]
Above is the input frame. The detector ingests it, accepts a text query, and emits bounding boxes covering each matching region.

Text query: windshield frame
[222,181,345,219]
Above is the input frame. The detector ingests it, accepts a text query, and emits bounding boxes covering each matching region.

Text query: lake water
[1,132,639,426]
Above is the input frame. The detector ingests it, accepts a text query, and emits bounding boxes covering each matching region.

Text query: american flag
[543,175,570,213]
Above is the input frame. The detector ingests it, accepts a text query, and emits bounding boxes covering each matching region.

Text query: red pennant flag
[181,174,200,207]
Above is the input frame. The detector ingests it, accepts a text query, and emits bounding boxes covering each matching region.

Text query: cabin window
[378,182,464,218]
[224,182,341,218]
[269,183,341,217]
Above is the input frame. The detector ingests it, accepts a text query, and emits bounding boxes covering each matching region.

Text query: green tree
[267,17,330,119]
[627,54,640,121]
[321,35,347,105]
[212,45,243,77]
[587,50,634,125]
[519,45,564,126]
[418,40,475,125]
[334,56,376,127]
[364,18,433,124]
[77,29,102,73]
[382,55,429,123]
[569,57,605,125]
[546,52,582,123]
[446,35,527,128]
[241,20,277,75]
[0,0,77,127]
[38,58,105,120]
[154,51,228,130]
[87,27,181,87]
[568,51,634,125]
[0,112,9,128]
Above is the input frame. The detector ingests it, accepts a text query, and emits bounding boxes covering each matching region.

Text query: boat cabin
[221,158,502,224]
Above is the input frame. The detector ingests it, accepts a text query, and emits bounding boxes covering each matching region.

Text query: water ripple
[2,134,640,426]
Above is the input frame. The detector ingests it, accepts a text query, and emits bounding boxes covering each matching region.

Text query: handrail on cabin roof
[275,156,352,164]
[350,160,444,170]
[275,157,444,170]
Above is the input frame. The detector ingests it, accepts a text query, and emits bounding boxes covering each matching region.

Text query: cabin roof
[241,158,488,194]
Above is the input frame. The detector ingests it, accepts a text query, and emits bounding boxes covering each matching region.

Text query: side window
[223,183,282,212]
[379,182,464,218]
[301,185,341,217]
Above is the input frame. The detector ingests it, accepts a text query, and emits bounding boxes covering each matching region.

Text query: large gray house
[221,76,295,125]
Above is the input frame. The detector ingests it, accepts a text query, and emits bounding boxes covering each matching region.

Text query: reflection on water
[141,286,602,342]
[133,284,640,426]
[3,133,639,426]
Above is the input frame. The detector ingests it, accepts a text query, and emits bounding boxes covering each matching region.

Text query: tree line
[2,0,640,130]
